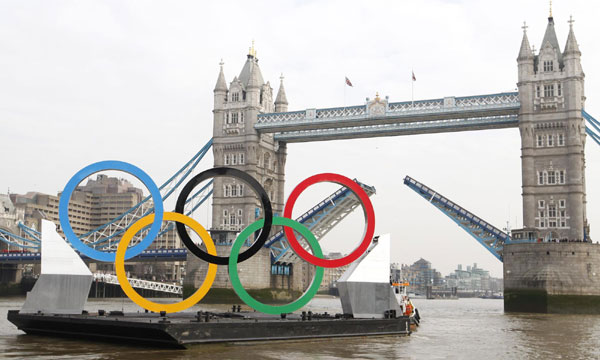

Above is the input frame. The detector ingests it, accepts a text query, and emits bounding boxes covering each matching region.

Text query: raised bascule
[2,10,599,313]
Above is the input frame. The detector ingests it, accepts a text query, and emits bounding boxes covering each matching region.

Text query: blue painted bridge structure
[255,92,520,142]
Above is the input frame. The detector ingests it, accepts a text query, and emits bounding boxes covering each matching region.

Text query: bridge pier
[0,264,23,285]
[504,243,600,313]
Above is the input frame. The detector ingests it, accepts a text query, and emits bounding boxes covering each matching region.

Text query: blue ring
[58,161,163,262]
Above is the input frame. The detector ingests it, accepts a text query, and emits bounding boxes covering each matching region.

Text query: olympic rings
[58,156,376,315]
[283,173,375,268]
[229,218,324,315]
[59,160,164,262]
[174,167,273,265]
[115,212,217,313]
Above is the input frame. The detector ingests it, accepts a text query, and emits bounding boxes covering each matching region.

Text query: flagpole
[411,69,414,108]
[344,78,346,111]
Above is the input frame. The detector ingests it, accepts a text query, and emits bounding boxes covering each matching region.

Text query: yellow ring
[115,212,217,313]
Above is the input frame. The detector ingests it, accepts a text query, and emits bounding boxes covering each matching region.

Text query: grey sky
[1,0,599,277]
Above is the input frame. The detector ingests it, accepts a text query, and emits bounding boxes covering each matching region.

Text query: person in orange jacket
[404,300,413,316]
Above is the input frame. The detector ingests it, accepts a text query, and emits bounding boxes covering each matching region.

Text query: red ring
[283,173,375,268]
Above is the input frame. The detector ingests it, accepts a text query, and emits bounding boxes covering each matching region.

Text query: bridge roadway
[0,248,188,264]
[255,92,520,142]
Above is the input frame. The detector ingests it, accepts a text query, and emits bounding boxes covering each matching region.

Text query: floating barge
[7,310,410,349]
[7,226,415,348]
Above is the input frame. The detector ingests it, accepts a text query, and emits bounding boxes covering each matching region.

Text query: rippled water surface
[1,296,600,359]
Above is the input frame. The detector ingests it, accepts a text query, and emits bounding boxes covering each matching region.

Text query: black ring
[175,167,273,265]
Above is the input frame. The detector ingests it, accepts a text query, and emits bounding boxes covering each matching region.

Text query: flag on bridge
[345,76,353,87]
[412,71,416,81]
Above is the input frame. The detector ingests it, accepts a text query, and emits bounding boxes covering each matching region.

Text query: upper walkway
[255,92,520,142]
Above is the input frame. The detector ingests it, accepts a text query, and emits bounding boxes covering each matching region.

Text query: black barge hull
[7,310,411,349]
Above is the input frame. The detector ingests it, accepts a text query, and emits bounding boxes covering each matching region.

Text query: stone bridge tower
[505,13,600,314]
[516,14,587,242]
[185,47,289,293]
[210,47,288,245]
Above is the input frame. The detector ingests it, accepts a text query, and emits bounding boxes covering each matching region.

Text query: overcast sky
[2,0,600,277]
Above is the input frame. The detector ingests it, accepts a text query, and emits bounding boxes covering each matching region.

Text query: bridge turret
[517,23,534,114]
[562,17,584,110]
[213,59,228,108]
[274,74,289,113]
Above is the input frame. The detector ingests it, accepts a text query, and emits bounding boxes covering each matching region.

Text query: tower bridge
[2,11,599,313]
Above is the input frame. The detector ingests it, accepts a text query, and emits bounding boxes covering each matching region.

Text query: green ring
[228,217,324,315]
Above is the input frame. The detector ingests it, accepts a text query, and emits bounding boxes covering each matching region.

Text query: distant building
[444,263,503,293]
[7,175,184,281]
[401,258,443,294]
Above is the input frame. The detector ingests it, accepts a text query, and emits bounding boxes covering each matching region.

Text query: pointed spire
[275,74,288,105]
[214,59,227,92]
[518,21,533,60]
[540,14,563,66]
[564,15,581,55]
[247,63,262,88]
[239,41,264,88]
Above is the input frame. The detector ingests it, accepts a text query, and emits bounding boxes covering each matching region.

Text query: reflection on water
[1,296,600,359]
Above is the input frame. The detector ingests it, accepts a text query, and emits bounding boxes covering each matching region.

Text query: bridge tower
[506,13,600,313]
[185,46,289,292]
[210,46,287,243]
[515,14,587,242]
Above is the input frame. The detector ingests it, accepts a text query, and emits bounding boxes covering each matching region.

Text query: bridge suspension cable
[583,110,600,146]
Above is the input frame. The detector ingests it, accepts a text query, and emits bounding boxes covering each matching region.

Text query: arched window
[538,172,544,185]
[231,154,237,165]
[542,171,548,185]
[239,153,245,164]
[230,213,236,225]
[231,184,237,197]
[225,185,231,197]
[224,154,230,165]
[548,171,556,185]
[238,184,244,196]
[223,210,229,225]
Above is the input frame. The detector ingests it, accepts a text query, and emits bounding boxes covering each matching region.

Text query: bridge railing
[256,92,520,129]
[92,273,182,295]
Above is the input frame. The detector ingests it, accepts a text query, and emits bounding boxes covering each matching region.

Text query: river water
[1,296,599,359]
